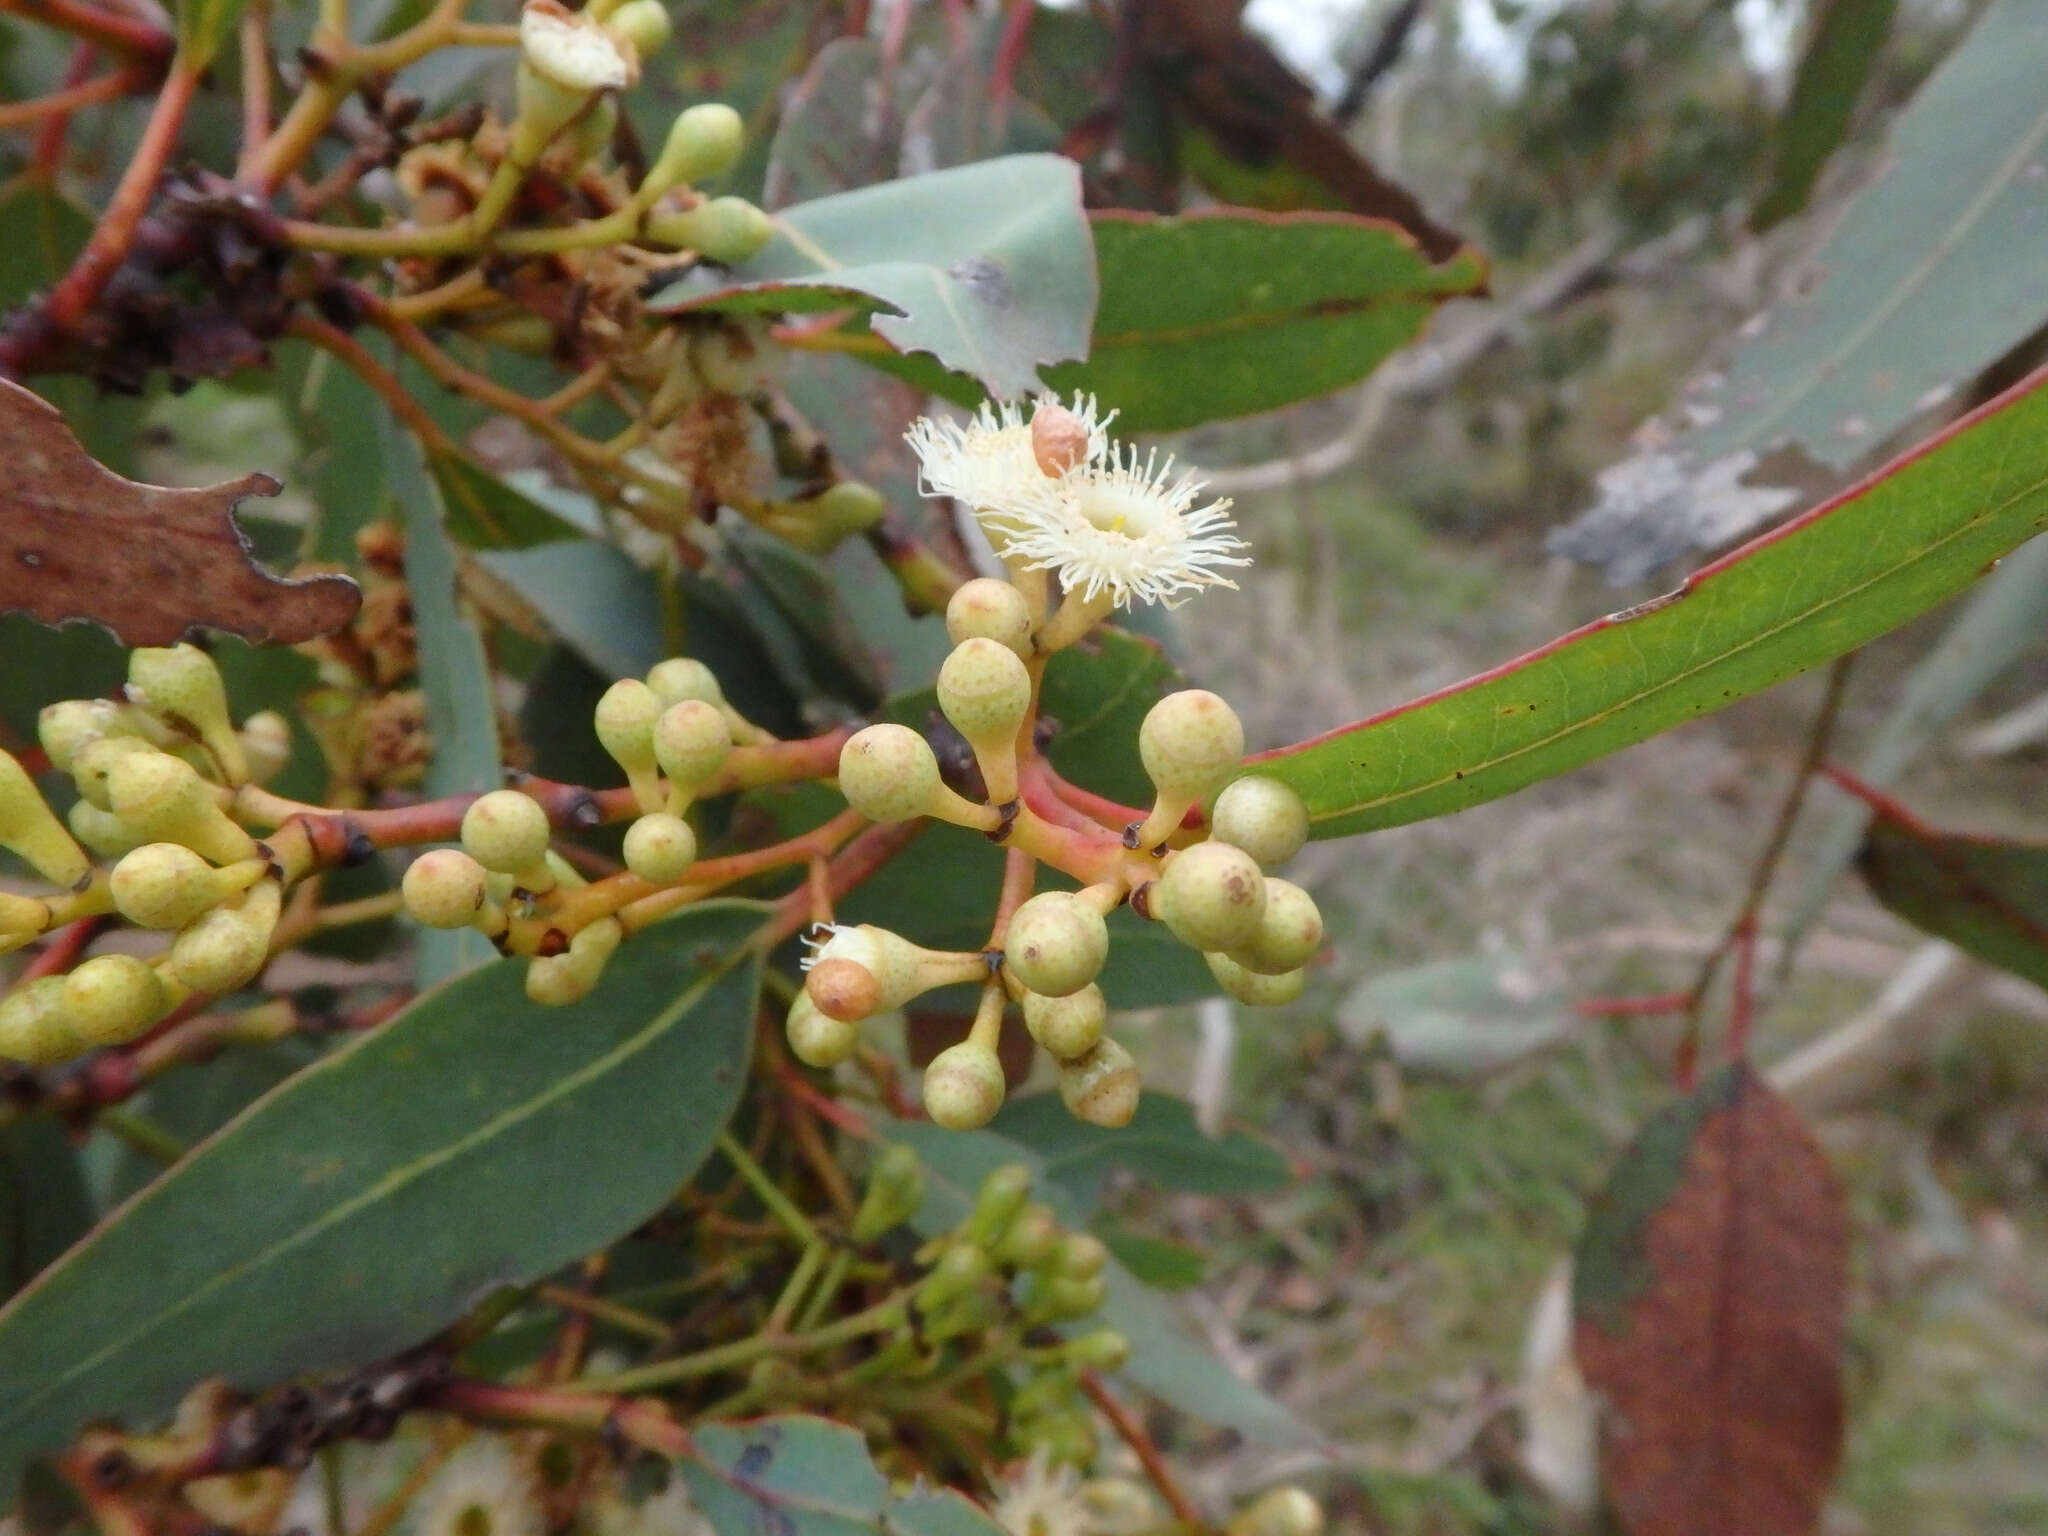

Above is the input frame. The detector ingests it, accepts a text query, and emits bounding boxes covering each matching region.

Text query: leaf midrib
[0,946,751,1435]
[1303,470,2046,826]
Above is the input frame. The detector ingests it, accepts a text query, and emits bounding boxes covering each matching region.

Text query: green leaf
[649,155,1096,399]
[1337,953,1574,1079]
[1777,532,2048,965]
[1751,0,1898,231]
[427,454,591,549]
[1857,817,2048,990]
[888,1121,1318,1447]
[478,539,668,683]
[378,399,501,985]
[1257,372,2048,839]
[0,1121,92,1302]
[681,1416,1007,1536]
[1041,209,1486,433]
[1092,1225,1205,1290]
[0,903,766,1493]
[760,37,898,208]
[1556,0,2048,577]
[990,1092,1289,1212]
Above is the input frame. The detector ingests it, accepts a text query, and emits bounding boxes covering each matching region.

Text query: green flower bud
[996,1203,1061,1269]
[1155,841,1265,953]
[524,916,623,1005]
[1061,1329,1130,1371]
[61,953,170,1048]
[1021,984,1106,1062]
[111,843,263,930]
[623,812,697,883]
[38,698,144,776]
[1226,1487,1326,1536]
[0,976,79,1064]
[838,725,943,823]
[460,790,552,877]
[945,578,1033,658]
[1205,951,1304,1006]
[1030,1272,1106,1323]
[71,736,157,812]
[1139,689,1244,803]
[816,481,885,538]
[1209,775,1308,869]
[594,679,666,814]
[0,749,90,887]
[851,1142,925,1242]
[803,924,985,1021]
[785,989,860,1069]
[106,750,259,867]
[1031,1412,1098,1469]
[1057,1037,1140,1128]
[643,104,746,196]
[652,700,731,806]
[922,1039,1006,1129]
[401,848,493,930]
[1003,892,1108,999]
[0,892,45,955]
[1052,1231,1108,1281]
[128,645,247,785]
[915,1241,991,1314]
[1225,876,1322,975]
[644,197,774,263]
[69,800,143,860]
[606,0,671,59]
[237,711,293,787]
[169,879,282,994]
[645,657,724,708]
[936,639,1031,772]
[964,1164,1033,1251]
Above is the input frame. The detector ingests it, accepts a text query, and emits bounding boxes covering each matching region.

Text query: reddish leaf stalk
[19,915,104,982]
[0,65,141,130]
[3,0,174,62]
[1077,1372,1207,1530]
[31,40,99,175]
[1816,762,1937,835]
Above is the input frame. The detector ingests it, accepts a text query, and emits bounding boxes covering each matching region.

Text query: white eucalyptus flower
[412,1439,544,1536]
[904,396,1114,535]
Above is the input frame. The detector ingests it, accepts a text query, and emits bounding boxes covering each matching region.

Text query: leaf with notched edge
[1573,1064,1848,1536]
[0,380,360,646]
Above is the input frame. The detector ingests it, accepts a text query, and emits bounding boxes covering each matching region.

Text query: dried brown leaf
[0,379,359,646]
[1573,1063,1848,1536]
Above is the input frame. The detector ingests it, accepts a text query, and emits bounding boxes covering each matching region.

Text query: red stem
[1573,990,1690,1019]
[32,42,99,176]
[1727,914,1756,1063]
[9,0,174,62]
[20,917,104,983]
[1077,1372,1206,1529]
[0,64,138,131]
[1818,762,1938,836]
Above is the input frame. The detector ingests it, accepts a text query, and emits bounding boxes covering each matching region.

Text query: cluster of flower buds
[856,1160,1121,1470]
[0,646,294,1064]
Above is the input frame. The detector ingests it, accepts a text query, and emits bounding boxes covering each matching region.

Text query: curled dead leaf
[0,379,360,646]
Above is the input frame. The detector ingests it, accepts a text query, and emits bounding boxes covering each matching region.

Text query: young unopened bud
[964,1164,1033,1250]
[594,679,666,813]
[623,812,698,883]
[815,480,885,537]
[937,638,1031,804]
[802,923,985,1021]
[945,578,1033,658]
[402,849,494,930]
[69,800,143,860]
[1003,892,1108,998]
[997,1202,1060,1269]
[838,725,943,823]
[785,989,860,1069]
[1021,984,1106,1061]
[922,1039,1006,1129]
[0,749,90,887]
[1031,401,1092,478]
[642,104,745,196]
[0,976,79,1064]
[645,197,774,263]
[915,1241,991,1314]
[62,953,171,1047]
[525,916,623,1005]
[1226,1487,1326,1536]
[128,645,247,785]
[1206,951,1304,1006]
[851,1142,925,1242]
[111,844,263,930]
[170,879,282,994]
[605,0,671,59]
[237,712,293,786]
[1053,1231,1108,1280]
[645,657,724,708]
[652,700,731,812]
[1132,689,1244,849]
[1030,1272,1107,1323]
[460,790,552,886]
[1209,774,1309,869]
[1061,1328,1130,1371]
[1226,877,1322,976]
[1057,1037,1140,1128]
[805,957,879,1023]
[1032,1412,1099,1469]
[106,751,259,866]
[39,698,143,775]
[0,892,45,954]
[71,736,157,811]
[1155,840,1265,953]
